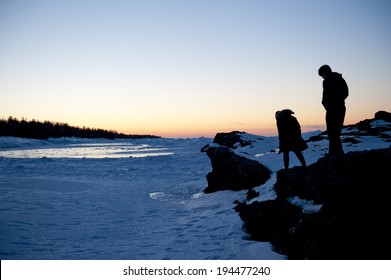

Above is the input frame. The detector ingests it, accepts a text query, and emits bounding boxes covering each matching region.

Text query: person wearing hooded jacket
[318,65,349,156]
[275,109,308,170]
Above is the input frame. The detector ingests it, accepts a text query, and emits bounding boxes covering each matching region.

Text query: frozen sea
[0,136,284,260]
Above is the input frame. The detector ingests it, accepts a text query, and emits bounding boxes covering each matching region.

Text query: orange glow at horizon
[0,109,376,139]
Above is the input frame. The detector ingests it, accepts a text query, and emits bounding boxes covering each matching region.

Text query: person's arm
[321,80,330,110]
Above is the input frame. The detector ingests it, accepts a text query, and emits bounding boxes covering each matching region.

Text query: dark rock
[203,146,271,193]
[236,147,391,259]
[342,137,360,144]
[375,110,391,122]
[304,112,391,145]
[234,199,302,242]
[306,134,327,142]
[344,113,391,139]
[213,131,252,148]
[246,189,259,200]
[206,113,391,259]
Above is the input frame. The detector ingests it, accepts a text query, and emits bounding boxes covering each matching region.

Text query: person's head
[318,64,332,78]
[275,109,294,119]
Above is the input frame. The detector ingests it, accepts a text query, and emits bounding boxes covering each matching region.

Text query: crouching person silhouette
[275,109,308,170]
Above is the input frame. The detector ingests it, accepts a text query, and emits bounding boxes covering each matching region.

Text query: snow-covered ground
[0,120,390,260]
[0,137,283,260]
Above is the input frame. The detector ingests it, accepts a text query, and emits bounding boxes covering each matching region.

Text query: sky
[0,0,390,138]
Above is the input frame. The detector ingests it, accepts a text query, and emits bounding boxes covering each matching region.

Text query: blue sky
[1,0,390,137]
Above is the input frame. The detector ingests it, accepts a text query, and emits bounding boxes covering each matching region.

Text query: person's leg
[283,151,289,170]
[328,133,341,155]
[326,111,344,155]
[294,150,307,167]
[334,107,346,155]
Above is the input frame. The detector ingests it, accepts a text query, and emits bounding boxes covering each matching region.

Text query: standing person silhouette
[275,109,307,170]
[318,65,349,156]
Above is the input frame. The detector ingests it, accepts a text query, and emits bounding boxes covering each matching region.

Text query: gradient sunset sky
[1,0,390,138]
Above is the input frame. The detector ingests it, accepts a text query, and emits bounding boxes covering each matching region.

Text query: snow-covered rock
[205,112,391,259]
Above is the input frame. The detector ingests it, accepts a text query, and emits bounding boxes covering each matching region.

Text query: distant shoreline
[0,117,161,140]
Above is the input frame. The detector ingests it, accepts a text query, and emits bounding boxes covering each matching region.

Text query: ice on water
[0,138,174,159]
[0,137,283,260]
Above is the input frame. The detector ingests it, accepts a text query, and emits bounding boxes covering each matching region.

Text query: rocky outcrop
[307,110,391,143]
[375,110,391,122]
[235,147,391,259]
[202,146,271,193]
[203,111,391,259]
[213,131,253,148]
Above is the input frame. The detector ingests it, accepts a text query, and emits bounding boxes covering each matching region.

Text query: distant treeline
[0,117,160,140]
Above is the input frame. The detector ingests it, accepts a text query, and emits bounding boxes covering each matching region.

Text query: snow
[0,137,282,260]
[0,120,390,260]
